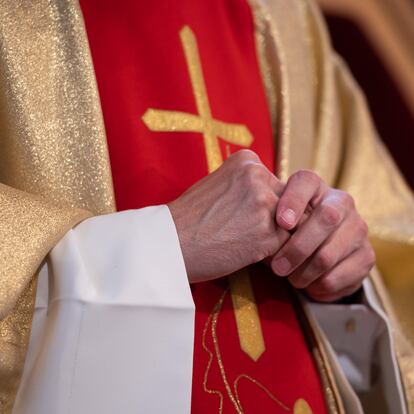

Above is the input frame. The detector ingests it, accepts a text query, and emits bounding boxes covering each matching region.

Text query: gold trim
[248,0,279,143]
[248,0,317,179]
[247,0,290,180]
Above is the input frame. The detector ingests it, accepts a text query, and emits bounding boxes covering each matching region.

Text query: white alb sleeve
[13,206,195,414]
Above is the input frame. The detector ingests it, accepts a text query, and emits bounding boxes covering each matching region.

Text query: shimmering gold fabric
[0,0,114,213]
[0,278,37,413]
[253,0,414,410]
[0,0,115,410]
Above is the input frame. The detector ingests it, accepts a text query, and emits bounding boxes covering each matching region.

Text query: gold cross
[142,26,253,172]
[142,25,265,361]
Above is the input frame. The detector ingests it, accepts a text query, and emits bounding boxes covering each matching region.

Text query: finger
[228,149,262,164]
[264,226,291,259]
[271,192,347,276]
[287,213,368,289]
[276,170,328,230]
[304,241,375,301]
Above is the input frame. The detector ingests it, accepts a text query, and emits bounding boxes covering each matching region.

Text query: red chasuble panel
[80,0,329,412]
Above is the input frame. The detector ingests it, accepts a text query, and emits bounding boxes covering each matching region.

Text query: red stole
[80,0,329,412]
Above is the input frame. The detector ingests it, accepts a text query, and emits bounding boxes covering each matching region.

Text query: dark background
[321,9,414,189]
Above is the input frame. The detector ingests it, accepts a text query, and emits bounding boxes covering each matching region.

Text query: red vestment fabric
[80,0,329,412]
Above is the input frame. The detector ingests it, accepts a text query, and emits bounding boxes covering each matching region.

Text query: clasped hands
[168,150,375,302]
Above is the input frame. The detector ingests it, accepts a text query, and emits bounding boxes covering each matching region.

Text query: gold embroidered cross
[142,25,265,361]
[142,26,253,172]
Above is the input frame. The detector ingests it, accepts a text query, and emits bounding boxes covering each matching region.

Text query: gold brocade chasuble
[1,0,414,412]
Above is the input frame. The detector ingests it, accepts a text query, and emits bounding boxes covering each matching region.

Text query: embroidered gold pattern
[210,289,243,413]
[234,374,290,412]
[142,26,253,173]
[203,288,314,413]
[294,398,314,414]
[201,299,224,413]
[229,270,265,361]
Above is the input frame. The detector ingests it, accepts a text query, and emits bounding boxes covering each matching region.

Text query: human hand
[270,170,375,302]
[168,150,289,284]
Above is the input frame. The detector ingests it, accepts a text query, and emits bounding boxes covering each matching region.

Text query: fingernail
[281,208,296,227]
[272,257,291,275]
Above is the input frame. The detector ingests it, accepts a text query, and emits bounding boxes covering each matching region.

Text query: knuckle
[289,275,308,289]
[252,190,274,209]
[316,277,337,295]
[314,249,335,272]
[241,162,265,184]
[292,169,319,185]
[319,203,342,227]
[234,149,260,162]
[339,191,355,209]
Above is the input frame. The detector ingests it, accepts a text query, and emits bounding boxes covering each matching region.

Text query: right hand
[168,150,289,283]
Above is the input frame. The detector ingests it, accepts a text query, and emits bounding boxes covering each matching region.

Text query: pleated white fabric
[13,206,195,414]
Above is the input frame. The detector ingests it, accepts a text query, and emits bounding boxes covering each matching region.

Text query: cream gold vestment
[0,0,413,412]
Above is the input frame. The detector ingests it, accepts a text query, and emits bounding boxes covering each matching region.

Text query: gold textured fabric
[251,0,414,410]
[0,0,115,410]
[1,0,414,412]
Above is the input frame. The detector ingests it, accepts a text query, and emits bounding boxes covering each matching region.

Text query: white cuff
[14,206,195,414]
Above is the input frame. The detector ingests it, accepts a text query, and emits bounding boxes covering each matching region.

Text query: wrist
[167,201,194,281]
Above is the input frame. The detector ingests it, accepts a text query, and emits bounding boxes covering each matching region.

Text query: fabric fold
[13,206,195,414]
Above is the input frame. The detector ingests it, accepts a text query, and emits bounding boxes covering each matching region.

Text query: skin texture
[168,149,375,301]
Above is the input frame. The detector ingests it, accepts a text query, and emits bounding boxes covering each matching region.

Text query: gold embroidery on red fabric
[234,374,290,412]
[142,26,253,173]
[209,289,243,413]
[204,288,314,413]
[294,398,314,414]
[201,297,225,413]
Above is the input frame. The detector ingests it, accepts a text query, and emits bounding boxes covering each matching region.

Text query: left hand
[270,169,376,302]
